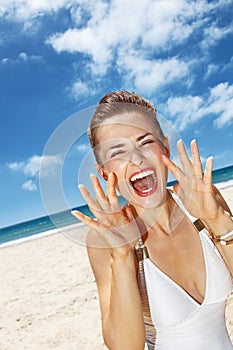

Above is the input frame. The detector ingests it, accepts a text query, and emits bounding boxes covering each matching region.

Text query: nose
[129,148,145,165]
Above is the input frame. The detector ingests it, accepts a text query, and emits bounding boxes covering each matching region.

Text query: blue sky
[0,0,233,228]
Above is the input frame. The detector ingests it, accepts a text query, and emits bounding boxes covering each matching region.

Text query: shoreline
[1,182,233,250]
[215,180,233,190]
[0,222,86,249]
[0,186,233,349]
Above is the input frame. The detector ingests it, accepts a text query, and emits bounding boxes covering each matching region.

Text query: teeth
[130,169,155,182]
[141,187,153,193]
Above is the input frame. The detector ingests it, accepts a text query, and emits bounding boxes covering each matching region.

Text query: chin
[127,187,167,210]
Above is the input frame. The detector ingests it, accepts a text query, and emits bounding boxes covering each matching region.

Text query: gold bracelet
[208,229,233,246]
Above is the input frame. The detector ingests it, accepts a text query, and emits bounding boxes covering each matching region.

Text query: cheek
[148,142,164,155]
[105,160,132,196]
[104,159,128,176]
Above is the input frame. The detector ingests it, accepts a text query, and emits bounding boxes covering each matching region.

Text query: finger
[122,204,133,220]
[191,139,203,179]
[71,210,115,232]
[71,210,130,247]
[107,173,121,211]
[78,184,101,214]
[203,156,213,187]
[162,154,184,182]
[90,174,110,210]
[176,139,192,175]
[71,210,100,229]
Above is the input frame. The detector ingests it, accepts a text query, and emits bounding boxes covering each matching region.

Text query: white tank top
[139,193,233,350]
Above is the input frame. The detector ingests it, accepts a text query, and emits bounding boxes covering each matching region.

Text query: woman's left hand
[162,139,223,223]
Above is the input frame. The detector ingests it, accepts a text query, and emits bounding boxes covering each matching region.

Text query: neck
[133,190,177,235]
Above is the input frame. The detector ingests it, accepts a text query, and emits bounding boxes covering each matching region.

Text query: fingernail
[71,210,78,215]
[90,173,96,178]
[78,184,85,190]
[107,172,114,180]
[191,139,196,144]
[177,139,183,144]
[161,154,168,162]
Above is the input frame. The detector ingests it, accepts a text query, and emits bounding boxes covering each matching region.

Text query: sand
[0,187,233,350]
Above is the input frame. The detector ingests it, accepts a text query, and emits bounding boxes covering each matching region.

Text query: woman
[72,91,233,350]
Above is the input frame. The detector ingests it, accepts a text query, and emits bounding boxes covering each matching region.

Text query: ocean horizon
[1,164,233,248]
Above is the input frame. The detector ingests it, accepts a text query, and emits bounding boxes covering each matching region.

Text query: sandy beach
[0,187,233,350]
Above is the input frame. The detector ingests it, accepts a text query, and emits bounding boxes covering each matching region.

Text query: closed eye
[141,139,155,146]
[110,150,126,158]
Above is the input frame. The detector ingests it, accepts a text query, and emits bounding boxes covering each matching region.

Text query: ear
[164,136,170,158]
[94,162,108,181]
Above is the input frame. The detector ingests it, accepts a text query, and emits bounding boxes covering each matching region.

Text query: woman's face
[95,112,169,209]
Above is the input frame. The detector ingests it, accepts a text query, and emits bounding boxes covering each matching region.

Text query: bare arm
[162,139,233,274]
[87,242,145,349]
[202,187,233,273]
[73,173,145,349]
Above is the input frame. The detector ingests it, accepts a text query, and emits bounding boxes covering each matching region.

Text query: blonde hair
[88,90,164,162]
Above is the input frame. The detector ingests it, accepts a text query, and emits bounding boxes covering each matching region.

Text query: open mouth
[129,168,157,197]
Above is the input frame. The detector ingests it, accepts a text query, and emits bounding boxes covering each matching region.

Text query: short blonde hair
[88,90,165,162]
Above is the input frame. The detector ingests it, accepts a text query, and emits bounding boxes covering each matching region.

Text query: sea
[1,164,233,248]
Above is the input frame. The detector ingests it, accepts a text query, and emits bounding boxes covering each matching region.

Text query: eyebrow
[136,133,154,142]
[106,133,154,152]
[107,143,126,152]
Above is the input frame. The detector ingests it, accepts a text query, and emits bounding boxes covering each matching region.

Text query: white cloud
[1,58,10,64]
[24,155,44,177]
[22,179,37,192]
[140,0,195,48]
[46,26,112,75]
[8,154,62,191]
[42,0,232,97]
[205,64,219,79]
[1,52,43,65]
[69,79,95,100]
[116,50,189,94]
[201,23,233,49]
[222,56,233,72]
[162,82,233,130]
[1,0,232,98]
[8,161,24,171]
[0,0,70,22]
[47,0,190,77]
[76,143,89,153]
[46,0,209,59]
[209,83,233,128]
[19,52,28,61]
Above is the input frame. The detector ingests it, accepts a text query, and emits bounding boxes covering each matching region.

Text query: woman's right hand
[71,172,140,259]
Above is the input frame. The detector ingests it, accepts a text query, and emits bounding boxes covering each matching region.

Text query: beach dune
[0,187,233,349]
